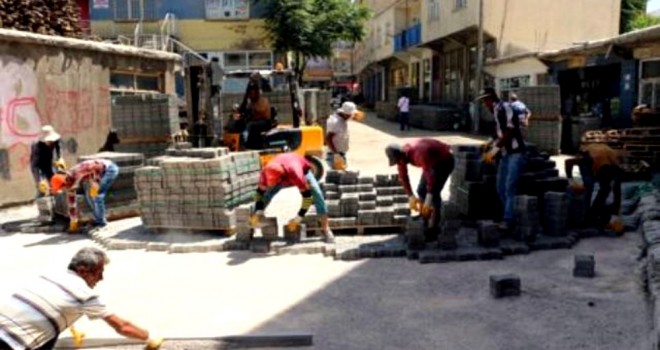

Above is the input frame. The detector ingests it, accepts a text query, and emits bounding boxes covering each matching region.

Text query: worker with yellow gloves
[30,125,65,197]
[326,101,360,170]
[0,247,163,350]
[385,139,455,242]
[476,87,527,232]
[50,159,119,233]
[250,152,335,243]
[565,143,624,234]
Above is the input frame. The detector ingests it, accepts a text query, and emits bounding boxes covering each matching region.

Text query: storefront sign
[93,0,109,9]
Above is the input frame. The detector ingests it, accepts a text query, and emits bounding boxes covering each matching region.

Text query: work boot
[323,229,335,243]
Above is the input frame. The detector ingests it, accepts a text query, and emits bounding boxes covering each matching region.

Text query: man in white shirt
[326,101,358,170]
[397,92,411,131]
[0,247,163,350]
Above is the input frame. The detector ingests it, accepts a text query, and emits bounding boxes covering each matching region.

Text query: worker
[509,93,532,127]
[326,101,359,170]
[30,125,65,196]
[0,247,163,350]
[250,153,335,243]
[565,143,624,234]
[385,138,455,242]
[50,159,119,233]
[242,83,273,149]
[477,87,527,231]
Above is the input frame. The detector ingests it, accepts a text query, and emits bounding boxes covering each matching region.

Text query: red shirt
[397,138,452,195]
[65,159,112,221]
[259,153,311,191]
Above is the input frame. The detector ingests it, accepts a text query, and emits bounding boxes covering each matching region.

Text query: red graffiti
[5,97,42,138]
[8,142,30,171]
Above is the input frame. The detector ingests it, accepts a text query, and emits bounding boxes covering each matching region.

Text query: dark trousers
[399,112,410,131]
[416,156,455,232]
[582,164,622,229]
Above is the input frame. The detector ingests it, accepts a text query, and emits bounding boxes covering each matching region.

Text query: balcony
[393,23,422,53]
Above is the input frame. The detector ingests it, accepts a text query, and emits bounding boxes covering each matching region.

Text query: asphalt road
[0,115,652,350]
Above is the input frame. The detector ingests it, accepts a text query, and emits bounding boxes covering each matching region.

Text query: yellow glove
[287,216,303,232]
[606,216,624,235]
[420,194,434,219]
[89,182,100,199]
[482,147,499,165]
[332,154,346,170]
[70,326,85,348]
[480,142,492,153]
[54,158,67,172]
[38,179,49,195]
[249,210,264,227]
[145,337,164,350]
[408,196,421,212]
[68,220,79,233]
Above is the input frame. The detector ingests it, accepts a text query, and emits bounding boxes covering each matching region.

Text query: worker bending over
[251,153,335,243]
[50,159,119,233]
[385,138,455,242]
[565,143,624,234]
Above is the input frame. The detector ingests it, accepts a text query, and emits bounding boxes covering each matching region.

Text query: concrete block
[478,221,500,247]
[359,201,377,210]
[283,224,305,243]
[573,255,595,278]
[250,239,271,253]
[359,192,377,201]
[438,231,458,250]
[500,240,531,255]
[358,176,374,184]
[490,274,521,298]
[325,191,340,200]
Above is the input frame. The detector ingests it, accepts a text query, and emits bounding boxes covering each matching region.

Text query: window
[225,52,247,68]
[219,51,273,70]
[248,52,272,69]
[111,72,162,92]
[206,0,249,20]
[499,75,531,92]
[114,0,158,21]
[455,0,467,10]
[639,60,660,108]
[428,0,439,21]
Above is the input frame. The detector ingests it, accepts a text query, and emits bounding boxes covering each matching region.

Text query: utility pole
[474,0,484,134]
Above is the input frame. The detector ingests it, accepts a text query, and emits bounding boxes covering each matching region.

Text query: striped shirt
[0,271,111,350]
[65,159,113,221]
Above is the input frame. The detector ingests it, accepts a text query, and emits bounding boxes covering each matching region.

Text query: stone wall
[0,29,179,206]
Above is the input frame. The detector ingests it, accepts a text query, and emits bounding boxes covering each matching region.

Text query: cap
[337,101,358,117]
[41,125,61,143]
[385,143,403,166]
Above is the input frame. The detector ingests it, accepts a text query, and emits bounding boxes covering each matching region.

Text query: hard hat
[50,174,67,194]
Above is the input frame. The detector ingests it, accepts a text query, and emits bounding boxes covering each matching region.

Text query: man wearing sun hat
[326,101,360,170]
[50,158,119,233]
[385,138,455,241]
[30,125,65,196]
[250,152,334,243]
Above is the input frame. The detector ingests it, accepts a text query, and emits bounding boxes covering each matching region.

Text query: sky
[649,0,660,13]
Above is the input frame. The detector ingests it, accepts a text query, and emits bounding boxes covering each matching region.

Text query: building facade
[355,0,621,106]
[89,0,274,71]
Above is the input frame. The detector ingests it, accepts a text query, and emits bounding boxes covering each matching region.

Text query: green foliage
[629,12,660,31]
[621,0,649,32]
[259,0,371,77]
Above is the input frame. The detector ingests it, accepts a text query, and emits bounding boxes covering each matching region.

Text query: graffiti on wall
[0,55,110,181]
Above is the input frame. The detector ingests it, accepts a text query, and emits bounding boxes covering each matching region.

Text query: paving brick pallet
[135,148,261,234]
[54,152,145,222]
[312,170,409,236]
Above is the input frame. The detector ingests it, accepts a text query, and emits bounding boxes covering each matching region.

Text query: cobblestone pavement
[0,115,651,350]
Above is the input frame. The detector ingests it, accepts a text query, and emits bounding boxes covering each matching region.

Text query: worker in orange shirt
[565,143,624,234]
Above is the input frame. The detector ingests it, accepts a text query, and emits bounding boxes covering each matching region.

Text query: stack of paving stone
[543,192,569,236]
[450,144,568,222]
[54,152,145,221]
[134,148,261,232]
[303,170,410,232]
[514,195,541,241]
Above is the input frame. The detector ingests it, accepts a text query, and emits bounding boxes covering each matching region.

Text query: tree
[621,0,649,32]
[259,0,371,83]
[629,12,660,31]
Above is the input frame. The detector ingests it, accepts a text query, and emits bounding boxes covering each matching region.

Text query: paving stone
[283,224,305,243]
[325,191,340,200]
[477,221,500,247]
[490,274,521,298]
[419,250,456,264]
[406,249,421,260]
[250,239,271,253]
[455,247,482,261]
[574,254,595,278]
[437,231,458,250]
[224,241,249,251]
[146,242,170,252]
[358,192,377,201]
[528,235,573,250]
[358,176,374,184]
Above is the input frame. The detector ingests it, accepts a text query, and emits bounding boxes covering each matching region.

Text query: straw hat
[41,125,61,143]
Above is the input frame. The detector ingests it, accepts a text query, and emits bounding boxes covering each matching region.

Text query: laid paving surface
[0,115,652,350]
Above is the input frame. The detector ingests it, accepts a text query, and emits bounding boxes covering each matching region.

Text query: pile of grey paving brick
[134,146,261,232]
[53,152,144,221]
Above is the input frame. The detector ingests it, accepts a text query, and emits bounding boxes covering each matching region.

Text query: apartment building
[89,0,273,71]
[355,0,621,105]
